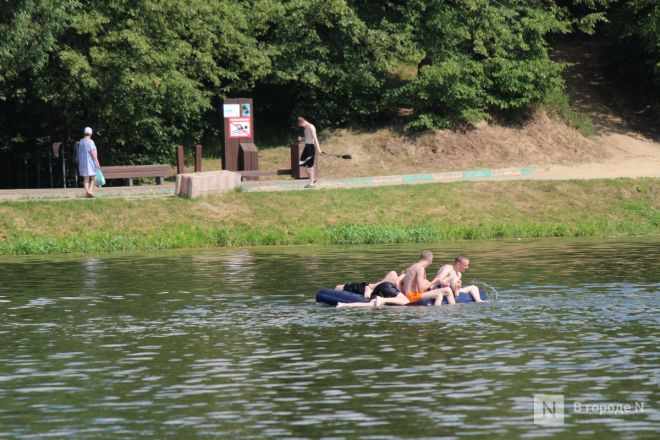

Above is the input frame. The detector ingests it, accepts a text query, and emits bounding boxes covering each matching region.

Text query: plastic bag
[96,168,106,186]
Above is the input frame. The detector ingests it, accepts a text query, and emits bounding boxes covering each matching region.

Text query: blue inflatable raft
[316,288,486,307]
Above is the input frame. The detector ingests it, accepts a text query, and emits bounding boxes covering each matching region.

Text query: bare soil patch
[259,110,605,179]
[258,39,659,181]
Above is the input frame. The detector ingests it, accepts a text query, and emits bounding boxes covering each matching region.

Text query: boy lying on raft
[429,254,483,303]
[335,270,402,300]
[337,251,455,307]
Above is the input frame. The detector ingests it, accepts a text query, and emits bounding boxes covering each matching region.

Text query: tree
[0,0,656,177]
[0,0,75,152]
[1,0,272,163]
[251,0,404,129]
[386,1,571,130]
[603,0,659,98]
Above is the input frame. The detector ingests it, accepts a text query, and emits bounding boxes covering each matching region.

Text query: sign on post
[223,98,254,171]
[228,117,252,138]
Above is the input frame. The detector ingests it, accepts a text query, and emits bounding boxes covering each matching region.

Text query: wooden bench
[101,165,171,186]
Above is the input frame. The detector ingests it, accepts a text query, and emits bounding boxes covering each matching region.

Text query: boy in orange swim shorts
[373,251,455,306]
[404,290,424,303]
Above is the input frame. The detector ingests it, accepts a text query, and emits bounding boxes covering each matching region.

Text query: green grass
[543,87,595,137]
[0,178,657,255]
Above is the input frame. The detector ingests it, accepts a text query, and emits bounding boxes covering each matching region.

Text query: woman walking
[78,127,101,198]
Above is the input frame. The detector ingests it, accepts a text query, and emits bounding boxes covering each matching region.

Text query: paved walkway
[241,167,536,192]
[0,184,175,201]
[0,166,536,200]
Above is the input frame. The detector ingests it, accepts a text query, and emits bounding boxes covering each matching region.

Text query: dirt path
[1,40,656,201]
[303,38,660,181]
[532,133,660,180]
[540,40,660,179]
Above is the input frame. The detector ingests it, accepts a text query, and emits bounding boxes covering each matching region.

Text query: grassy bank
[0,178,657,255]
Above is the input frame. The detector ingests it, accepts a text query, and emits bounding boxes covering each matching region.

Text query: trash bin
[238,142,258,171]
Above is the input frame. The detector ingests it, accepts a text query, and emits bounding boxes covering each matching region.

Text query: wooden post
[194,144,202,173]
[61,145,67,188]
[51,143,61,188]
[176,145,185,175]
[223,98,254,171]
[291,143,309,179]
[49,149,53,188]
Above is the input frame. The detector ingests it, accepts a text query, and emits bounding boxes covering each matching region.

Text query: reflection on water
[0,237,658,438]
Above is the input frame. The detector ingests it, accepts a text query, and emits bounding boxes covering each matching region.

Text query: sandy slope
[532,133,660,180]
[272,38,659,181]
[536,40,660,179]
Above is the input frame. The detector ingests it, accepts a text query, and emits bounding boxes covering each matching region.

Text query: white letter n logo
[543,400,555,416]
[534,394,565,426]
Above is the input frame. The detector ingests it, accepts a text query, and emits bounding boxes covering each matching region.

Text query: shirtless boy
[338,251,454,307]
[429,254,483,302]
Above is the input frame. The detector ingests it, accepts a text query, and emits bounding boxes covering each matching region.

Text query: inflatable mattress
[316,288,485,307]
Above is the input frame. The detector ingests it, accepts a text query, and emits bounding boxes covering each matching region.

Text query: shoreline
[0,178,657,256]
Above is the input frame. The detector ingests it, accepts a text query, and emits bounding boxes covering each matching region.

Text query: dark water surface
[0,238,658,439]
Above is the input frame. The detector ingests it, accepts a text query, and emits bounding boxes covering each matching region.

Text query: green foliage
[1,0,272,163]
[602,0,659,99]
[543,88,595,137]
[393,60,487,129]
[251,0,403,128]
[0,0,77,153]
[57,0,272,164]
[0,0,656,167]
[1,178,657,255]
[0,0,75,87]
[390,1,569,131]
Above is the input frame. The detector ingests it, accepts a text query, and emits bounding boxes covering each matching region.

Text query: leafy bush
[543,87,595,137]
[0,0,652,168]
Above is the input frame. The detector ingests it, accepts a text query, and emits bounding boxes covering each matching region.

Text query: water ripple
[0,238,657,438]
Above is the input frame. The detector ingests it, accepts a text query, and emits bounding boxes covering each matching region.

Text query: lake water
[0,238,658,439]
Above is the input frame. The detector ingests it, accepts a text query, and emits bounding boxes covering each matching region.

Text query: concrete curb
[0,167,536,199]
[241,167,536,192]
[0,185,175,201]
[175,171,241,198]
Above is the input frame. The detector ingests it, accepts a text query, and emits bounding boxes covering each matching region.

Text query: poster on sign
[228,117,252,138]
[223,104,240,118]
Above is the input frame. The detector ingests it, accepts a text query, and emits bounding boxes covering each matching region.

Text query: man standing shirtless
[430,254,483,302]
[297,116,321,188]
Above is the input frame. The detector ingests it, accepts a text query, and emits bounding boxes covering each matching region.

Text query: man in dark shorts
[336,280,408,308]
[337,251,454,307]
[339,282,369,297]
[335,271,403,301]
[297,116,321,188]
